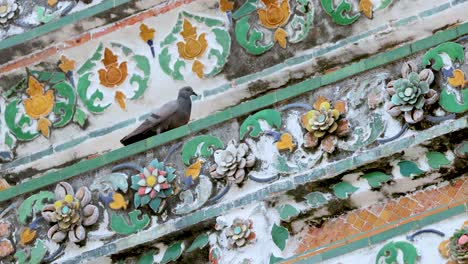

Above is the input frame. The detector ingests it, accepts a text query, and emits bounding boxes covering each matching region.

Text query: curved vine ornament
[5,71,77,141]
[77,43,150,113]
[159,11,231,80]
[233,0,314,55]
[320,0,393,25]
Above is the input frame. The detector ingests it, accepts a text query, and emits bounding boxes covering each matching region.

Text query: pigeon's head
[179,86,198,99]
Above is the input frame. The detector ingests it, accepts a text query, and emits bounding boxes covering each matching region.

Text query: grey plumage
[120,87,197,146]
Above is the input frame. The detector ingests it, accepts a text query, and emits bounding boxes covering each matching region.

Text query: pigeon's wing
[120,101,178,145]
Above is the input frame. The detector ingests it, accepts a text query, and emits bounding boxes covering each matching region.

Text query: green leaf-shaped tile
[332,182,358,199]
[398,161,424,178]
[186,233,209,253]
[276,204,300,222]
[362,171,392,188]
[240,109,282,139]
[181,135,225,165]
[110,210,150,235]
[426,151,451,169]
[161,241,184,264]
[271,224,289,251]
[18,191,54,225]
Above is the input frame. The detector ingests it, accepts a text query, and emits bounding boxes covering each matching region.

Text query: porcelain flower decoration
[42,182,99,243]
[130,159,177,213]
[258,0,290,29]
[225,218,256,248]
[386,61,439,124]
[0,0,19,26]
[23,76,55,138]
[301,96,350,153]
[209,140,256,184]
[439,222,468,264]
[98,48,128,88]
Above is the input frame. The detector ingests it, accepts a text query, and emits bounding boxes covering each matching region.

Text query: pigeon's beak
[192,91,198,96]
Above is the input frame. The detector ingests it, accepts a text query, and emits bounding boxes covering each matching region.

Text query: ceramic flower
[42,182,99,243]
[23,76,55,138]
[440,222,468,264]
[130,159,177,213]
[98,48,128,88]
[225,218,256,248]
[301,96,350,153]
[0,220,13,258]
[177,19,207,60]
[209,140,256,184]
[0,0,19,26]
[257,0,290,29]
[386,61,439,124]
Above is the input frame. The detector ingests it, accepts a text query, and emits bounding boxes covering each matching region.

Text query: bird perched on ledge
[120,86,198,146]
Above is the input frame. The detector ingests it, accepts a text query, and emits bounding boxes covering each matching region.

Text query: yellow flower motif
[98,48,128,89]
[139,23,155,42]
[258,0,290,29]
[177,19,208,60]
[23,76,54,138]
[177,19,208,78]
[359,0,373,18]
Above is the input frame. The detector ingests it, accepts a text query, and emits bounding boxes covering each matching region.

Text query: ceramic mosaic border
[33,117,468,263]
[0,1,465,174]
[0,21,467,203]
[287,206,467,263]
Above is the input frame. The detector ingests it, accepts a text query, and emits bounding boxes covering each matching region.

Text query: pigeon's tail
[120,130,155,146]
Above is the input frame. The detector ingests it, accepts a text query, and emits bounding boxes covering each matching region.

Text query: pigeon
[120,87,198,146]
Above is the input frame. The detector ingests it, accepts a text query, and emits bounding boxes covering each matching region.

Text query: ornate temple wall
[0,0,466,263]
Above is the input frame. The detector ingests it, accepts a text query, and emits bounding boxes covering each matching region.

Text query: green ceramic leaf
[235,15,274,55]
[4,132,15,149]
[130,55,151,100]
[240,109,282,139]
[77,73,111,113]
[439,87,468,113]
[186,233,209,253]
[422,42,465,70]
[18,191,54,225]
[232,0,258,19]
[136,251,155,264]
[271,224,289,251]
[426,151,451,169]
[332,182,358,199]
[276,204,300,221]
[375,241,418,264]
[398,161,424,178]
[361,171,392,188]
[320,0,360,25]
[77,43,104,75]
[35,6,58,23]
[15,239,47,264]
[341,113,384,151]
[73,108,87,127]
[29,70,66,84]
[376,0,393,10]
[455,141,468,157]
[110,210,150,235]
[181,135,225,165]
[52,81,76,128]
[305,192,328,208]
[161,241,184,264]
[91,172,128,193]
[269,254,285,264]
[5,99,39,141]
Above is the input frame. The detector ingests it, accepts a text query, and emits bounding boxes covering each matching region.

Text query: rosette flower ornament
[301,96,350,153]
[225,218,256,248]
[42,182,99,243]
[386,62,439,124]
[0,0,19,26]
[440,223,468,264]
[209,140,256,184]
[130,159,177,213]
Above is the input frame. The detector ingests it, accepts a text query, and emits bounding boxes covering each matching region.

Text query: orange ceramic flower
[177,19,208,60]
[98,48,128,88]
[23,76,54,137]
[258,0,290,29]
